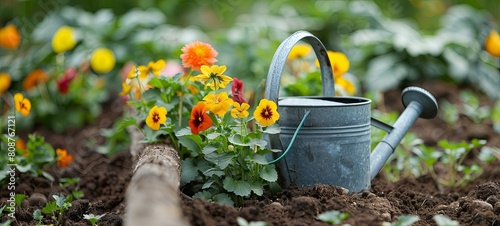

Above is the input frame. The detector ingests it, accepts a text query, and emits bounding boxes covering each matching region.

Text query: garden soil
[2,81,500,226]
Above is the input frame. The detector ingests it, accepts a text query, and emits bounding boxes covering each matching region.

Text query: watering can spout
[369,87,438,180]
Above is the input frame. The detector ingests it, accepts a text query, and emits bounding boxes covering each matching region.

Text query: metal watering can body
[265,31,438,193]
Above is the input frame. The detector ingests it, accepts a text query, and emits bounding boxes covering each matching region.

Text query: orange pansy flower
[188,102,213,135]
[56,148,74,168]
[23,69,48,91]
[0,24,21,50]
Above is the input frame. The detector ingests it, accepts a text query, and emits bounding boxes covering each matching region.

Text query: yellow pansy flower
[194,65,232,90]
[315,51,350,79]
[253,99,280,127]
[14,93,31,116]
[146,106,167,130]
[230,102,250,119]
[288,43,312,60]
[203,92,234,117]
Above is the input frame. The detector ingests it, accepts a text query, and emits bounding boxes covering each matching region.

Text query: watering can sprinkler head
[369,86,438,180]
[265,30,439,193]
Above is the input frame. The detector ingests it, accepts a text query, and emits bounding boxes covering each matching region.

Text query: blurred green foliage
[1,0,499,133]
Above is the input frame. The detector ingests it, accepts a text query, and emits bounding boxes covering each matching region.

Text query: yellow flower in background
[485,30,500,57]
[315,51,350,79]
[137,65,150,79]
[23,69,48,91]
[195,65,232,90]
[230,102,250,119]
[146,106,167,130]
[0,24,21,50]
[90,47,115,74]
[14,93,31,116]
[203,92,234,117]
[253,99,280,127]
[336,76,356,95]
[51,26,76,53]
[288,43,312,60]
[119,81,132,96]
[147,59,167,77]
[0,72,12,95]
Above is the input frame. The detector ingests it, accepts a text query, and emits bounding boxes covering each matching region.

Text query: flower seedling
[83,213,106,226]
[317,210,350,225]
[42,194,72,226]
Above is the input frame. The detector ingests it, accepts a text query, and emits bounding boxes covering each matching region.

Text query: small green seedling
[415,139,486,188]
[42,194,72,226]
[236,217,268,226]
[0,220,13,226]
[382,215,419,226]
[317,210,350,225]
[433,214,459,226]
[460,91,491,123]
[439,100,459,127]
[58,177,80,188]
[33,209,43,225]
[14,194,27,207]
[83,213,106,226]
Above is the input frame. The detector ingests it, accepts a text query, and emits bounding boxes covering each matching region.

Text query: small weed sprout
[415,139,486,188]
[236,217,268,226]
[382,215,419,226]
[33,209,43,225]
[317,210,350,225]
[83,213,106,226]
[433,214,459,226]
[42,194,72,226]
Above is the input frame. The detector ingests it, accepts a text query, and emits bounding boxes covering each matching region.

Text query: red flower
[57,67,77,94]
[188,102,213,135]
[231,78,247,104]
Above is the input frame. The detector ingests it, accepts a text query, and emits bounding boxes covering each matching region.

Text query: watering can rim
[278,96,371,107]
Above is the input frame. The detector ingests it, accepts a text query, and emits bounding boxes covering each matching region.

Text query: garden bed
[2,81,500,225]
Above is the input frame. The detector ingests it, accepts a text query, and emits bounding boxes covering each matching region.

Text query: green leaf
[202,145,218,155]
[148,77,164,89]
[249,182,264,196]
[433,214,459,226]
[116,117,138,131]
[175,127,192,137]
[207,133,221,140]
[202,179,215,189]
[250,155,269,165]
[233,181,251,197]
[42,201,57,215]
[223,177,237,192]
[33,209,43,221]
[42,171,55,182]
[317,210,350,224]
[212,193,234,206]
[177,135,202,153]
[14,194,27,207]
[263,124,281,134]
[180,158,199,185]
[229,135,250,146]
[193,190,213,200]
[389,215,420,226]
[203,168,225,177]
[205,153,235,170]
[259,165,278,182]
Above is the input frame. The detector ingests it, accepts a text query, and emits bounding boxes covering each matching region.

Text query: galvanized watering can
[265,31,438,193]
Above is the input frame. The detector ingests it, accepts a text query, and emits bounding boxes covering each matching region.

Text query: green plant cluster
[344,4,499,98]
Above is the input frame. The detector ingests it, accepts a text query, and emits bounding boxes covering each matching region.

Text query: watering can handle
[264,30,335,103]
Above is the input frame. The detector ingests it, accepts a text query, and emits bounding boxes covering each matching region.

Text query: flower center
[152,112,160,123]
[260,106,273,120]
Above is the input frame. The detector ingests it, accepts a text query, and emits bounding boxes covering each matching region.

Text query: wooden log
[124,126,189,226]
